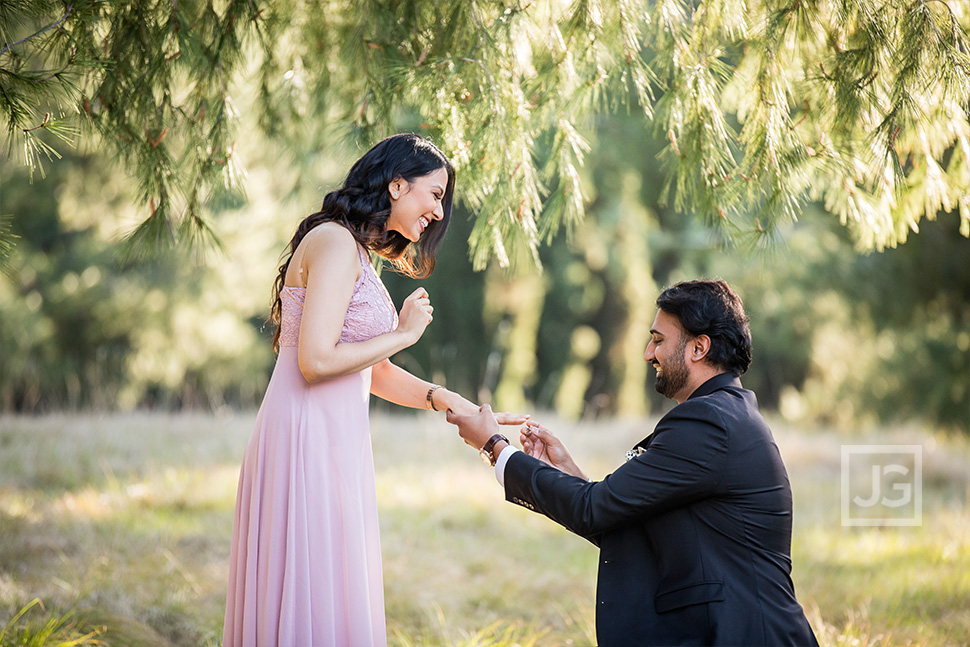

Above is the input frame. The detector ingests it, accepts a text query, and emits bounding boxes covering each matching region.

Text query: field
[1,411,968,646]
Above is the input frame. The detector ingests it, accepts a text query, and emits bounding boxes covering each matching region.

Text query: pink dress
[224,245,398,647]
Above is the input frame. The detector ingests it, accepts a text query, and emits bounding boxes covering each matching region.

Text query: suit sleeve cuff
[495,445,519,488]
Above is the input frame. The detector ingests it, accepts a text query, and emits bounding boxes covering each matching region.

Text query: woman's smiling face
[386,167,449,242]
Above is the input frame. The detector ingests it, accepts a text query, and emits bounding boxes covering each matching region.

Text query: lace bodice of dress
[279,245,398,348]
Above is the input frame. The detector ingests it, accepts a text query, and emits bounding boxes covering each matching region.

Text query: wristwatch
[479,433,509,467]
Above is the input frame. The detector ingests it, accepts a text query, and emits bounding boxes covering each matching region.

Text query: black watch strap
[479,433,509,466]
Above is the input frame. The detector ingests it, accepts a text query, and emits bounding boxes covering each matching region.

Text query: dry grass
[1,411,968,646]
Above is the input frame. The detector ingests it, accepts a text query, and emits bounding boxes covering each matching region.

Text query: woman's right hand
[397,287,434,344]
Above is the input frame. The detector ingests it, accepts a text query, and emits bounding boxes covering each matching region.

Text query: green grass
[0,412,967,646]
[0,599,105,647]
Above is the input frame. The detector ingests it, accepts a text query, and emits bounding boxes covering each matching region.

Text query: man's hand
[521,422,588,480]
[435,389,530,424]
[446,404,501,450]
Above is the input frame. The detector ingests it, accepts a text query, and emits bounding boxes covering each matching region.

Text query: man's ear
[689,334,712,362]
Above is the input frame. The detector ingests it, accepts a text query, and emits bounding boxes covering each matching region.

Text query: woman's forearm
[370,360,478,413]
[298,330,417,384]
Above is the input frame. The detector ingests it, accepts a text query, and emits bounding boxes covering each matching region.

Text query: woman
[223,134,517,646]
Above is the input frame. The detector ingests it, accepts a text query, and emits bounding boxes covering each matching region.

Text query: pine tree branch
[2,0,967,264]
[0,4,74,58]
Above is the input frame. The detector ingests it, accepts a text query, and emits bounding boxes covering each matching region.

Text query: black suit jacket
[504,373,819,647]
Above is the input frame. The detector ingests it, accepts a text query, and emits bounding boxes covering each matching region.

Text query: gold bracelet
[426,384,442,411]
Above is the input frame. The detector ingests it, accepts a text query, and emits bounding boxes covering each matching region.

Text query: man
[448,279,819,647]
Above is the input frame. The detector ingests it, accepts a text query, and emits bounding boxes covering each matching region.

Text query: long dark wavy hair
[271,133,455,350]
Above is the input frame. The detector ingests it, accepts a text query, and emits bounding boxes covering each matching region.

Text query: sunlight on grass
[0,598,105,647]
[0,412,967,646]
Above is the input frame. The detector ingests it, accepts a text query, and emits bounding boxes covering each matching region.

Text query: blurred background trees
[2,1,968,432]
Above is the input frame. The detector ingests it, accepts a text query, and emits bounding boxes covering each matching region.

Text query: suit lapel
[629,431,657,457]
[628,373,741,455]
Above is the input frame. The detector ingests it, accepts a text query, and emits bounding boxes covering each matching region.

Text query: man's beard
[654,338,690,399]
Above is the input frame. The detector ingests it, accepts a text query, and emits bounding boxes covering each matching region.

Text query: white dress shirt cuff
[494,445,519,488]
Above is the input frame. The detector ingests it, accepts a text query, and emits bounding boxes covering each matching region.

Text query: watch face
[480,449,492,465]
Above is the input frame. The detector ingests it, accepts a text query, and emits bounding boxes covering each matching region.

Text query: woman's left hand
[432,389,481,417]
[493,411,530,426]
[434,389,529,425]
[443,395,480,417]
